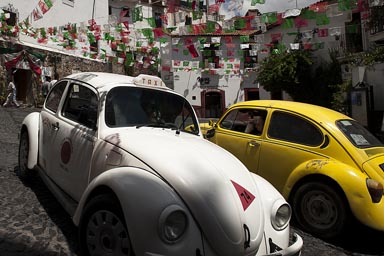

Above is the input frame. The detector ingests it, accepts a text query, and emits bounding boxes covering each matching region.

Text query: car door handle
[248,140,260,147]
[52,122,60,131]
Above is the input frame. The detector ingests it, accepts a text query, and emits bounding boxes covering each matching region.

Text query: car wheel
[18,130,33,178]
[79,194,133,256]
[292,182,349,239]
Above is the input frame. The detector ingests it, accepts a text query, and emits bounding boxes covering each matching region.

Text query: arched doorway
[201,89,225,118]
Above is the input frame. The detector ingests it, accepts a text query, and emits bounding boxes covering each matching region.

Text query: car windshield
[336,119,383,148]
[105,86,199,135]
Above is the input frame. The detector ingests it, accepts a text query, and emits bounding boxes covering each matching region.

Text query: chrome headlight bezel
[271,200,291,231]
[158,205,188,244]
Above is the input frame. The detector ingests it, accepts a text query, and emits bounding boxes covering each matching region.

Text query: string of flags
[0,0,379,72]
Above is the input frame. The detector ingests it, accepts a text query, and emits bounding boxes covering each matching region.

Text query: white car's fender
[21,112,40,170]
[250,173,291,251]
[73,166,204,255]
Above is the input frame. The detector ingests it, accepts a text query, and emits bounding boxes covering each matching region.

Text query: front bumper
[266,233,303,256]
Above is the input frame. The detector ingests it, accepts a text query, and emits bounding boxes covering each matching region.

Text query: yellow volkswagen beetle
[202,100,384,239]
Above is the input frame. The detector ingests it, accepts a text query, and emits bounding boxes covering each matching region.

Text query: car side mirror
[205,128,215,139]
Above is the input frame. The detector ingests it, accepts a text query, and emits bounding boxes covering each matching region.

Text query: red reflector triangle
[231,180,255,211]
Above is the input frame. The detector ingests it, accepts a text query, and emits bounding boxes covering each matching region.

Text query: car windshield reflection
[105,86,199,135]
[336,119,383,148]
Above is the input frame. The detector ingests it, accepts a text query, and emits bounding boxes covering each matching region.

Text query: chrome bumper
[265,233,303,256]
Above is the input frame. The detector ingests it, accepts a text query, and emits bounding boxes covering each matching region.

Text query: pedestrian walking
[42,76,51,97]
[49,73,59,91]
[2,74,20,108]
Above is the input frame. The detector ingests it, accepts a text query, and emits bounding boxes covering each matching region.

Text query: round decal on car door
[61,139,72,164]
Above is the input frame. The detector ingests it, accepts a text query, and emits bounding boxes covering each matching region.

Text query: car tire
[79,194,134,256]
[292,181,349,239]
[18,130,34,178]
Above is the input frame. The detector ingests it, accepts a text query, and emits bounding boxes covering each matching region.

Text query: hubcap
[86,210,130,256]
[302,191,337,229]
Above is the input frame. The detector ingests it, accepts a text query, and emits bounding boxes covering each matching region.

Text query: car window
[336,119,383,148]
[268,111,323,146]
[62,83,98,129]
[45,81,67,113]
[219,108,266,135]
[105,87,199,134]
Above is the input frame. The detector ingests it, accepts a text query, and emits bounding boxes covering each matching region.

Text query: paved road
[0,106,384,256]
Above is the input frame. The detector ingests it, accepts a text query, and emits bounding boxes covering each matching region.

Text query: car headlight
[271,200,291,231]
[158,205,188,243]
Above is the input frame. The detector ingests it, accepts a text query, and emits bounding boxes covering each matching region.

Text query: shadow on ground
[15,166,80,256]
[332,222,384,255]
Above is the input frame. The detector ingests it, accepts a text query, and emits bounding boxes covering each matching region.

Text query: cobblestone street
[0,107,79,256]
[0,106,383,256]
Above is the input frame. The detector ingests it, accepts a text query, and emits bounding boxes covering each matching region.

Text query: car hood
[102,128,264,255]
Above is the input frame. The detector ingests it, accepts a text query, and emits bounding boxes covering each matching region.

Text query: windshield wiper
[136,122,178,129]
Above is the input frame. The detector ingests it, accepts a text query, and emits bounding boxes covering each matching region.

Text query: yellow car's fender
[284,159,384,230]
[20,112,40,170]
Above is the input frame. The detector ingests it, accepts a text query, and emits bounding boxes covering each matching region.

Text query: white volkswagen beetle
[18,72,302,256]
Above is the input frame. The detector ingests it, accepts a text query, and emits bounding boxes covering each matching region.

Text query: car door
[257,110,325,192]
[40,80,68,173]
[212,107,267,171]
[44,82,98,202]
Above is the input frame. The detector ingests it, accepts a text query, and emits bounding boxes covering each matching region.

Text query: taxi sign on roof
[133,74,165,87]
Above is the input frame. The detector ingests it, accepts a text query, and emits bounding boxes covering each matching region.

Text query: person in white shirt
[3,75,20,108]
[49,73,59,91]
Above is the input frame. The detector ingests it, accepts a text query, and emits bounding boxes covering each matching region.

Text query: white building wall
[165,35,263,113]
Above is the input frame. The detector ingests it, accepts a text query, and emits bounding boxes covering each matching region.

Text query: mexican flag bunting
[133,6,143,22]
[338,0,358,11]
[32,7,43,21]
[251,0,265,5]
[309,2,328,12]
[38,0,51,14]
[187,44,199,58]
[271,33,282,42]
[316,13,330,25]
[206,21,216,33]
[240,35,249,43]
[235,18,246,29]
[317,28,329,37]
[211,37,221,43]
[301,9,316,19]
[153,28,164,38]
[184,37,193,45]
[141,28,153,40]
[225,36,233,44]
[261,12,277,24]
[303,42,312,50]
[227,50,234,57]
[294,17,308,28]
[146,17,156,28]
[282,18,294,28]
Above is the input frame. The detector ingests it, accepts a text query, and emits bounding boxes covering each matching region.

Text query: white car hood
[102,128,264,256]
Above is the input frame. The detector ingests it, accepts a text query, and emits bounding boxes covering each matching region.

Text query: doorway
[244,88,260,101]
[14,69,33,104]
[202,90,224,118]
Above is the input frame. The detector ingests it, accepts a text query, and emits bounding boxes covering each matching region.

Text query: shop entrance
[202,90,224,118]
[14,69,33,103]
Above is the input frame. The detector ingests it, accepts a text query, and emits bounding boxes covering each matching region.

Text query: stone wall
[0,40,125,106]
